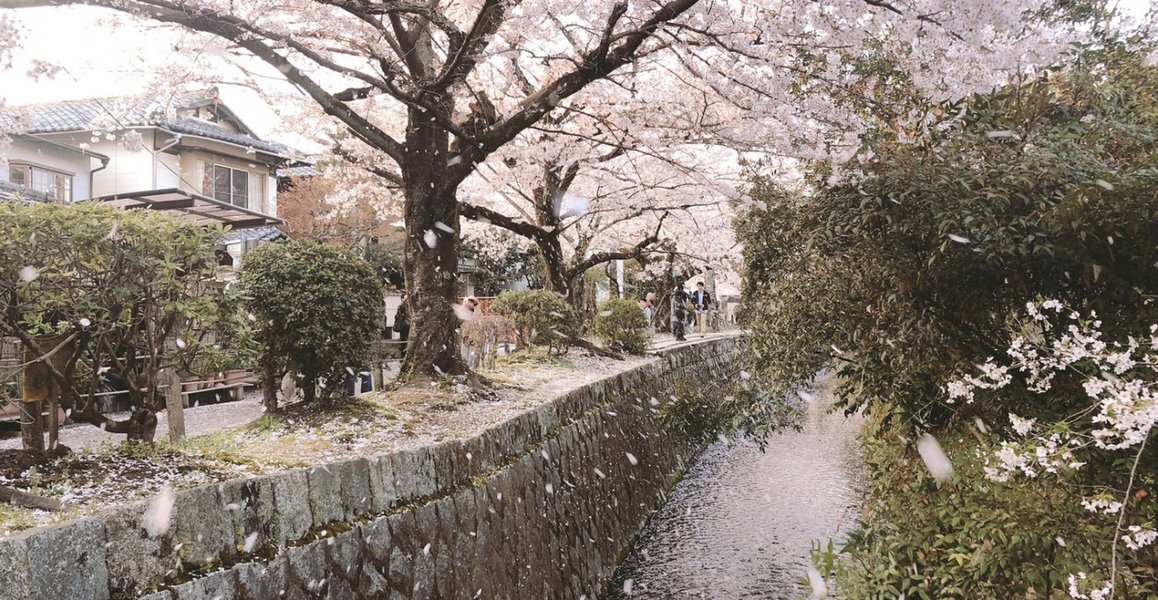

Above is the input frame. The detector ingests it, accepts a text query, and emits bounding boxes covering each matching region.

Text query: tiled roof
[2,90,289,157]
[218,224,288,244]
[276,165,320,178]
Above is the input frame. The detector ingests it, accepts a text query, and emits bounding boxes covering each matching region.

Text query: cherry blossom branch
[1111,434,1148,591]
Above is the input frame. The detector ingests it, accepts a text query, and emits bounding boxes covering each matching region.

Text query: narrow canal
[607,376,865,599]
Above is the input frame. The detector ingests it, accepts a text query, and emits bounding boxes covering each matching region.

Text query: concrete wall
[40,130,156,197]
[2,136,98,200]
[0,337,743,600]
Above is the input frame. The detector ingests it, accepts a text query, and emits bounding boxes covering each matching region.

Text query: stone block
[360,516,392,563]
[368,453,398,513]
[306,463,344,527]
[217,476,278,555]
[102,500,178,595]
[173,485,234,570]
[271,468,312,544]
[459,433,493,478]
[336,457,373,520]
[234,556,289,600]
[392,446,436,503]
[22,517,110,600]
[429,439,463,491]
[285,541,329,599]
[325,529,364,596]
[170,568,237,600]
[535,402,559,437]
[0,529,32,598]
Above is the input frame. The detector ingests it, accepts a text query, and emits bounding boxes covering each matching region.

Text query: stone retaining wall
[0,336,744,600]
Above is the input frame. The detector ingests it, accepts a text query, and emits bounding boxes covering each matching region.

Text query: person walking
[692,281,712,338]
[639,292,656,327]
[671,287,688,342]
[393,293,410,359]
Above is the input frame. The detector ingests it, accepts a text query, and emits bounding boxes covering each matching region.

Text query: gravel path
[0,332,738,452]
[0,393,267,451]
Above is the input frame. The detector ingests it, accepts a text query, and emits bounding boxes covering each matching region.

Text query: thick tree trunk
[537,235,570,298]
[302,367,317,403]
[399,104,471,380]
[20,345,50,453]
[19,400,44,453]
[262,368,279,413]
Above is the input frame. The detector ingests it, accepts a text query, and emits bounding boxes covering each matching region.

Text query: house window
[203,164,249,209]
[9,163,72,203]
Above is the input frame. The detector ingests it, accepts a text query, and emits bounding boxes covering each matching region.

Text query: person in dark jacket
[393,293,410,359]
[671,287,688,342]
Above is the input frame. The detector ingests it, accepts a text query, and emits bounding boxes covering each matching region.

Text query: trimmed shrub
[489,290,578,354]
[592,299,650,355]
[239,240,383,406]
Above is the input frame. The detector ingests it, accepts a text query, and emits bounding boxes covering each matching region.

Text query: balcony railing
[0,180,53,203]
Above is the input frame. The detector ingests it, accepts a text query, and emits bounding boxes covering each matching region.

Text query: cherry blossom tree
[1,0,1101,383]
[458,119,742,303]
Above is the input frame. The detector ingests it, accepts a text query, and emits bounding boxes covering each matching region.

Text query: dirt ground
[0,342,672,535]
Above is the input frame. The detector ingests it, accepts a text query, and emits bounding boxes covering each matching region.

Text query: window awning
[93,188,283,229]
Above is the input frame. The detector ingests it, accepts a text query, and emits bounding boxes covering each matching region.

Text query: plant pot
[224,369,248,386]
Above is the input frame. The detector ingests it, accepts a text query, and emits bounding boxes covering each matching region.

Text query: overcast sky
[1,1,1154,141]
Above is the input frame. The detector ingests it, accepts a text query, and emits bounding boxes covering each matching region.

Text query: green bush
[239,240,383,406]
[739,46,1158,433]
[812,421,1151,599]
[489,290,578,354]
[592,299,649,355]
[657,376,744,445]
[0,201,238,444]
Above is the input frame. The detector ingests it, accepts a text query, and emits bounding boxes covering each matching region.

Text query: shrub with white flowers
[947,300,1156,598]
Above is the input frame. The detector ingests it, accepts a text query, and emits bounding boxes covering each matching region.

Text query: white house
[1,134,108,202]
[2,89,291,266]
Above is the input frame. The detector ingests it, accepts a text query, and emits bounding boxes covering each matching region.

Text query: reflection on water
[607,379,864,599]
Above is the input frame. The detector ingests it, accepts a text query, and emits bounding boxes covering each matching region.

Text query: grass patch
[495,347,574,368]
[0,503,36,535]
[184,396,400,468]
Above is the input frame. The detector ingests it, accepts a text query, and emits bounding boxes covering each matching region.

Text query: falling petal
[143,487,176,537]
[434,221,455,234]
[423,230,438,249]
[947,234,971,244]
[806,567,828,598]
[18,266,38,282]
[1094,179,1114,190]
[985,130,1017,139]
[243,531,259,553]
[625,452,639,466]
[452,303,475,321]
[916,434,954,482]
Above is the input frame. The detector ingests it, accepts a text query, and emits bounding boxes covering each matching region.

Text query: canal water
[607,377,865,599]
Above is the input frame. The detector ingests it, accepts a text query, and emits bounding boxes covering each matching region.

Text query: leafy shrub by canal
[592,299,650,355]
[490,290,578,354]
[739,44,1158,598]
[811,418,1152,599]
